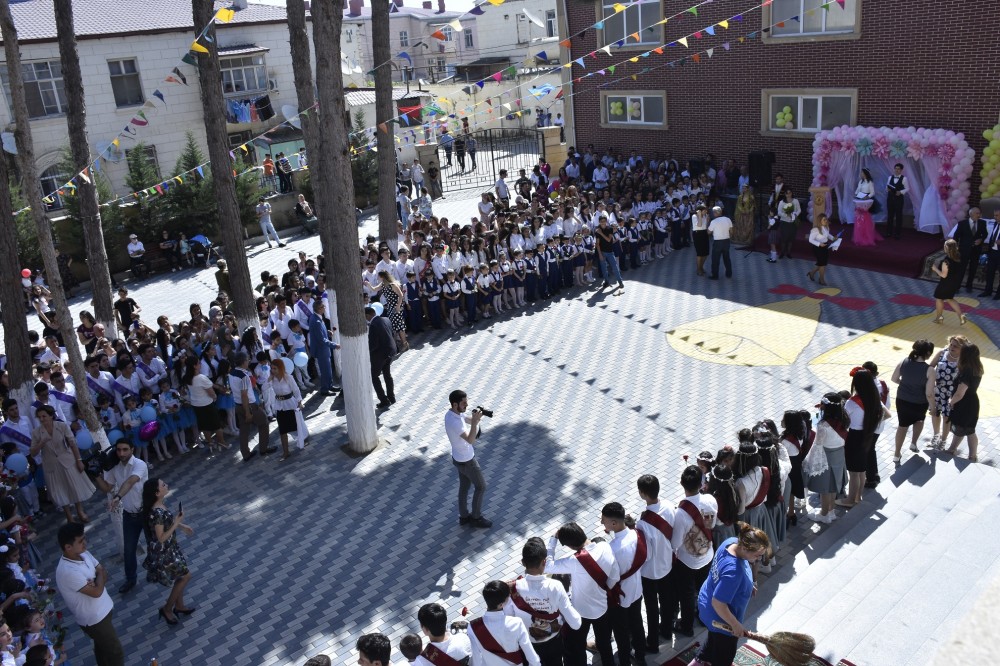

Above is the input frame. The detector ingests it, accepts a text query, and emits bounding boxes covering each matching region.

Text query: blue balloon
[372,302,384,316]
[139,405,158,423]
[107,429,125,445]
[75,428,94,451]
[293,352,309,368]
[4,453,28,476]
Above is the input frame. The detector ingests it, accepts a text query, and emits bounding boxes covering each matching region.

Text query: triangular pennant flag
[792,15,800,22]
[196,166,204,179]
[719,19,729,28]
[835,0,845,7]
[400,113,410,125]
[476,80,486,88]
[615,39,625,47]
[705,26,715,35]
[534,51,548,62]
[130,115,148,127]
[203,33,214,43]
[431,30,446,40]
[575,57,585,68]
[734,14,743,21]
[190,41,209,54]
[678,37,688,47]
[469,4,484,14]
[378,122,388,133]
[559,39,571,48]
[706,48,714,57]
[239,144,248,153]
[215,7,235,22]
[173,176,183,185]
[492,71,503,82]
[136,110,147,121]
[631,74,637,80]
[612,2,626,11]
[79,168,91,185]
[629,57,638,62]
[554,88,563,99]
[653,47,663,54]
[738,36,746,43]
[597,69,605,75]
[629,32,639,41]
[92,159,100,173]
[776,22,785,27]
[692,54,701,63]
[608,65,616,73]
[594,21,604,29]
[685,6,698,15]
[165,76,181,84]
[112,138,120,147]
[657,18,669,25]
[449,19,462,30]
[398,51,412,65]
[487,0,504,5]
[155,184,164,195]
[694,31,702,38]
[142,100,156,110]
[806,9,815,16]
[600,45,612,56]
[722,42,730,50]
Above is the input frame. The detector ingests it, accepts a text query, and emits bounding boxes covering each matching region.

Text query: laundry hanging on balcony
[225,94,275,124]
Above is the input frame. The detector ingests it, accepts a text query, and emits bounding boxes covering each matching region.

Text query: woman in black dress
[691,203,711,276]
[142,478,194,625]
[946,344,983,462]
[890,339,935,461]
[931,239,966,325]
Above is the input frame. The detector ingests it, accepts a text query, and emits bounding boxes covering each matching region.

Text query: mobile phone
[178,501,183,515]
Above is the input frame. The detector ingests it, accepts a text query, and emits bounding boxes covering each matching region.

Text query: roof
[457,56,512,68]
[344,6,466,21]
[344,88,433,107]
[1,0,289,43]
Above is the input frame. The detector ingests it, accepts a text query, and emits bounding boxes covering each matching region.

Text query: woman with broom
[691,522,771,666]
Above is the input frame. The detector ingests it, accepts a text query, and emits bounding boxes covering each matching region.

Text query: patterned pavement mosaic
[13,195,1000,665]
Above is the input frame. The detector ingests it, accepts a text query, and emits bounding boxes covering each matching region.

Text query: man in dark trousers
[954,207,987,293]
[365,306,397,409]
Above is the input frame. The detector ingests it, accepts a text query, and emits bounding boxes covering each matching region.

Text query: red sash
[849,394,864,409]
[745,467,771,510]
[508,578,560,622]
[573,547,611,591]
[640,510,673,541]
[878,380,889,405]
[830,420,848,442]
[421,644,466,666]
[608,530,647,606]
[678,499,713,543]
[470,618,526,665]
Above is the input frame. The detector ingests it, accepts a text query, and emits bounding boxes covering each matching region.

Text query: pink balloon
[139,420,160,442]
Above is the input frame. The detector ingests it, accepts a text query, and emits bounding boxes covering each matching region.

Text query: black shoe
[389,396,396,405]
[471,516,493,528]
[978,292,992,298]
[376,400,392,409]
[242,450,258,462]
[158,608,179,626]
[864,480,879,489]
[601,282,611,289]
[175,607,196,616]
[459,516,472,526]
[659,624,673,640]
[617,282,625,291]
[673,620,694,637]
[645,641,659,654]
[278,242,287,247]
[260,447,276,456]
[118,581,136,594]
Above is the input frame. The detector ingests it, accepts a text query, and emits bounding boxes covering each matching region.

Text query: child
[441,269,463,329]
[511,250,527,307]
[0,620,25,666]
[1,544,24,585]
[121,395,146,462]
[476,264,493,319]
[626,217,641,270]
[582,227,597,282]
[18,608,65,665]
[175,384,198,448]
[96,394,119,433]
[488,260,505,314]
[638,213,652,264]
[404,270,424,334]
[545,238,561,296]
[654,208,669,257]
[399,633,422,663]
[178,232,193,266]
[524,248,539,303]
[157,378,188,455]
[254,351,276,419]
[286,321,313,392]
[139,387,168,462]
[460,266,478,327]
[421,271,443,329]
[573,232,587,286]
[215,359,239,434]
[766,205,780,263]
[499,252,516,309]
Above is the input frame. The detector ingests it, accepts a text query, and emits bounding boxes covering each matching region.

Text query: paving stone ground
[13,192,999,666]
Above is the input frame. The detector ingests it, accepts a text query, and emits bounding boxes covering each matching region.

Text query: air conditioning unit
[269,78,279,92]
[517,13,525,21]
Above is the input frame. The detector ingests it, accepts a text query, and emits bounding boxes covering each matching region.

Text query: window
[124,145,159,178]
[0,60,67,118]
[464,28,474,48]
[545,10,557,38]
[346,29,354,43]
[440,26,454,41]
[598,0,661,48]
[399,30,409,46]
[108,58,144,108]
[39,165,69,210]
[767,0,860,39]
[762,89,855,134]
[220,55,268,96]
[600,91,666,128]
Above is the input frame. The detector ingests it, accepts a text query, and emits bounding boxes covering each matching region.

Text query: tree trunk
[191,0,257,334]
[371,0,398,254]
[53,0,115,336]
[0,0,105,442]
[0,154,34,410]
[312,0,379,453]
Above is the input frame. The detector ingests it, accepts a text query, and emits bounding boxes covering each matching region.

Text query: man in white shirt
[707,206,734,280]
[592,165,609,190]
[504,537,582,666]
[415,603,472,666]
[446,390,490,528]
[376,247,397,281]
[601,503,646,666]
[55,523,124,666]
[635,474,675,652]
[545,522,620,666]
[886,163,909,240]
[269,295,295,343]
[230,352,273,461]
[495,170,511,208]
[256,196,285,248]
[432,245,451,281]
[126,234,147,278]
[85,356,125,413]
[666,466,717,639]
[393,248,412,284]
[136,343,168,395]
[468,581,540,666]
[411,161,425,193]
[93,440,148,594]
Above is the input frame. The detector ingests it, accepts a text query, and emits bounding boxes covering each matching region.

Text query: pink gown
[852,197,882,247]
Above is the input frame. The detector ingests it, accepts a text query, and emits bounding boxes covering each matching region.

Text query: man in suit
[365,306,397,409]
[954,207,987,293]
[978,215,1000,299]
[308,302,340,395]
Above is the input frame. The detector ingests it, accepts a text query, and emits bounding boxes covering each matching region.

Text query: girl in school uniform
[421,271,443,329]
[488,260,506,314]
[499,251,516,310]
[511,250,528,307]
[582,226,597,283]
[476,264,494,319]
[404,270,424,333]
[461,266,479,326]
[441,269,463,328]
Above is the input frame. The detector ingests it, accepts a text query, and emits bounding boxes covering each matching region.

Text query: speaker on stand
[745,151,775,257]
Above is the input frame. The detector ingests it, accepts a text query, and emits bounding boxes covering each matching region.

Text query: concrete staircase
[744,454,1000,665]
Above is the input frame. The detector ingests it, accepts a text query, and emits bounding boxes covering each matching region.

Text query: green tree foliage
[160,132,218,236]
[350,109,378,207]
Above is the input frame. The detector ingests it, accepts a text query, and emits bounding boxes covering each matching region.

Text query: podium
[808,186,830,220]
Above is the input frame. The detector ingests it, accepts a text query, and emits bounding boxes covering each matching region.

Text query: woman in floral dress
[732,184,757,245]
[142,478,194,625]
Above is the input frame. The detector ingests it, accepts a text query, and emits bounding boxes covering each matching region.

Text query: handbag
[294,408,309,450]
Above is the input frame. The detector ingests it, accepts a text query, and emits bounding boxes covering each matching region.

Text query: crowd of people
[0,139,989,665]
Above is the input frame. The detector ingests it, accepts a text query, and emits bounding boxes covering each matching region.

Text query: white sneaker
[930,434,940,448]
[892,455,901,463]
[809,511,833,524]
[909,442,919,452]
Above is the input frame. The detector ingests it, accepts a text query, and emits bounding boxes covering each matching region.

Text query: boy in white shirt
[468,581,539,666]
[414,603,471,666]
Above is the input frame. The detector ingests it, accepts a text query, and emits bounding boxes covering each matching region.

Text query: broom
[711,620,816,666]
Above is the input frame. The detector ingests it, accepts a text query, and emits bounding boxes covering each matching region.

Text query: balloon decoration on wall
[980,124,1000,199]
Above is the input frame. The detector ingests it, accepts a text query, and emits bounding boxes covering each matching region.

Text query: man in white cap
[126,234,147,278]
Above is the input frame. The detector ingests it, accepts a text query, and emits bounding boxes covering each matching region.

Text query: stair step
[923,553,1000,664]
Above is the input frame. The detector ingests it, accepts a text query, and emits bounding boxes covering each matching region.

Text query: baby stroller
[190,234,223,267]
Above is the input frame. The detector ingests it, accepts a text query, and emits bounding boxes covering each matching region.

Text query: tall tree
[53,0,116,336]
[312,0,379,453]
[285,0,319,168]
[0,0,104,439]
[0,156,34,408]
[191,0,257,333]
[371,0,398,253]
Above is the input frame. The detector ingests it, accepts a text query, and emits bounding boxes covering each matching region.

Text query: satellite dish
[281,104,302,129]
[1,132,16,155]
[418,79,429,87]
[96,140,123,162]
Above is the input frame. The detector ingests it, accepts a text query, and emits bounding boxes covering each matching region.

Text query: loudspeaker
[748,151,775,188]
[687,158,705,179]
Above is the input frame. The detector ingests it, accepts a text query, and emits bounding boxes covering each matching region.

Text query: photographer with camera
[446,390,492,529]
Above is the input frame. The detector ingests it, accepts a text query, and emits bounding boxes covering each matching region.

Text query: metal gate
[440,128,544,193]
